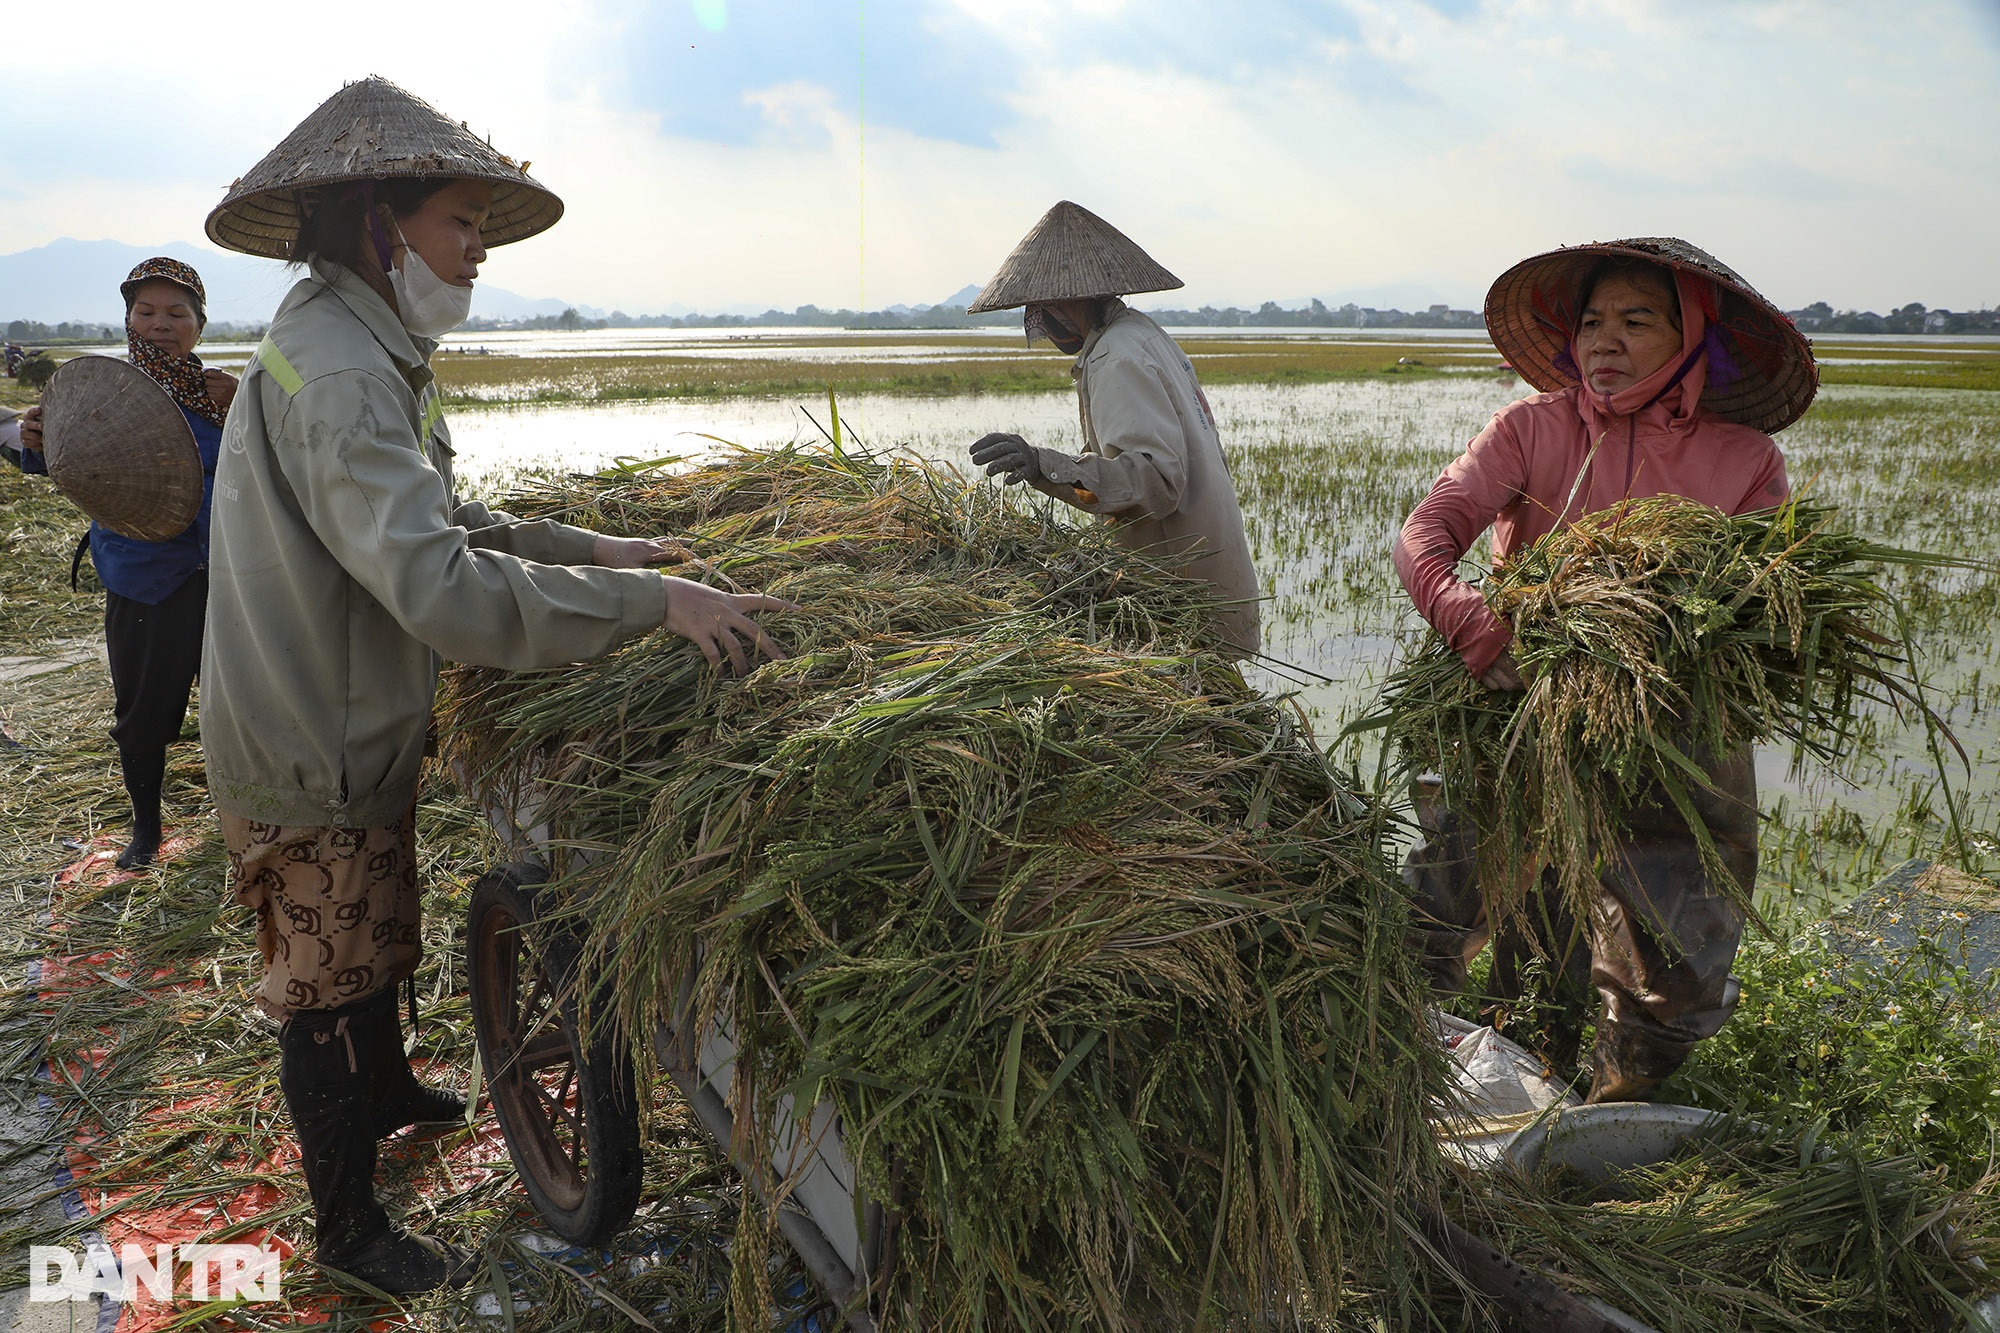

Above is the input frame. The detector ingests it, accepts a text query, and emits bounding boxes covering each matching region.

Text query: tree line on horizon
[8,300,1998,345]
[478,298,2000,337]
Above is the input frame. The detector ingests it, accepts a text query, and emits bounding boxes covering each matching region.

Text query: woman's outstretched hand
[661,578,798,675]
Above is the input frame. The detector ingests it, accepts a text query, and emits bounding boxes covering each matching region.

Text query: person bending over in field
[1395,238,1817,1103]
[962,201,1262,658]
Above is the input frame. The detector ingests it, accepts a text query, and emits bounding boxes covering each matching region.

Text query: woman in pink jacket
[1394,238,1817,1103]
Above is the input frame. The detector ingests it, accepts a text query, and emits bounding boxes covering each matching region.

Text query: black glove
[969,432,1042,486]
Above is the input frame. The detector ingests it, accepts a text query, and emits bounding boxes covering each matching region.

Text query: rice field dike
[2,341,1999,1331]
[423,335,1509,406]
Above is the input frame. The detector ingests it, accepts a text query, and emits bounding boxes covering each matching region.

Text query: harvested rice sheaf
[1462,1121,2000,1332]
[1361,496,1972,930]
[439,447,1453,1329]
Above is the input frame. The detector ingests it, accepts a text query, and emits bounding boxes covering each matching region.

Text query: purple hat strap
[1637,342,1708,412]
[1701,323,1740,392]
[344,181,396,271]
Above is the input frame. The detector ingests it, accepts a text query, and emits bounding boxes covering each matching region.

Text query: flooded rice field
[50,326,1995,899]
[419,356,2000,907]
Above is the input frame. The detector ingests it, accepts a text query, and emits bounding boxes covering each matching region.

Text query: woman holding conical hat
[202,77,795,1293]
[1395,238,1817,1104]
[10,258,238,870]
[964,202,1261,656]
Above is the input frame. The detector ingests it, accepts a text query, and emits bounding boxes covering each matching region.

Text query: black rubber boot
[1585,1024,1695,1105]
[281,999,475,1293]
[115,747,165,871]
[1488,871,1595,1082]
[351,990,468,1140]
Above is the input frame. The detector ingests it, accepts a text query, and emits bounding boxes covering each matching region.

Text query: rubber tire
[467,862,643,1246]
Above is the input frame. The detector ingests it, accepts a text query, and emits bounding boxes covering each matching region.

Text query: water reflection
[445,390,1086,483]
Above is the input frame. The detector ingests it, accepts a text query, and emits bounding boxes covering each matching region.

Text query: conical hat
[206,77,562,259]
[1485,237,1818,434]
[967,201,1184,312]
[40,357,203,542]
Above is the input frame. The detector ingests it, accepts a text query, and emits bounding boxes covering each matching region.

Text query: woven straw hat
[967,201,1184,313]
[1485,237,1817,434]
[206,77,562,259]
[40,357,203,542]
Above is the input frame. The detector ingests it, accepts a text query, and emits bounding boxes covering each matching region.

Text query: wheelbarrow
[460,776,1658,1332]
[463,782,889,1330]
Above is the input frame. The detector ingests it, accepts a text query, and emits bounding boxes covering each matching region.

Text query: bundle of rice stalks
[440,446,1453,1330]
[1460,1120,2000,1331]
[1355,496,1971,929]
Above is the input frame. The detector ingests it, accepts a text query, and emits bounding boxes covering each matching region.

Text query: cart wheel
[468,863,642,1246]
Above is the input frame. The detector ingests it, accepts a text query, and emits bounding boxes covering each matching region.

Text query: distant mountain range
[0,238,591,325]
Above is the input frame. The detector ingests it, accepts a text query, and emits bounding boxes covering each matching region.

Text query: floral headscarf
[121,258,226,428]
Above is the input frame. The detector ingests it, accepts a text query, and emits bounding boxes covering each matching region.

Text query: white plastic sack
[1429,1010,1579,1165]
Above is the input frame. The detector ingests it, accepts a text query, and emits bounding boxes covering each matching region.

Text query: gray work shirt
[1030,301,1262,655]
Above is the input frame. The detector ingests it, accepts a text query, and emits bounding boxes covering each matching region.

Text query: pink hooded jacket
[1394,271,1791,679]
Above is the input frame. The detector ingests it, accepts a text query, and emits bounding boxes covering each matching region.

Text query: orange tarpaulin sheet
[33,834,517,1331]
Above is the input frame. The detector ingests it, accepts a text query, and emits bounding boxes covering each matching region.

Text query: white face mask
[386,224,474,338]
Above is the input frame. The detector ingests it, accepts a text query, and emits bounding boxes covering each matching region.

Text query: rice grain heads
[1359,496,1972,935]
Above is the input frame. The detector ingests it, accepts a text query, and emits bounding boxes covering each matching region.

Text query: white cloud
[1,0,1995,313]
[743,81,848,138]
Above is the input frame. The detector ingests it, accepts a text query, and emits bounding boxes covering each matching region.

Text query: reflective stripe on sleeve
[255,337,304,396]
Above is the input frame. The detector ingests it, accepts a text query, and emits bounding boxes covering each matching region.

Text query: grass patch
[426,339,1501,408]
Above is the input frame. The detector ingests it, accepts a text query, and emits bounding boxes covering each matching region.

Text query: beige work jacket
[1029,301,1261,655]
[202,261,665,828]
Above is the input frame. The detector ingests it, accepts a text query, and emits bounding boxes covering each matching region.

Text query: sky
[3,0,1997,317]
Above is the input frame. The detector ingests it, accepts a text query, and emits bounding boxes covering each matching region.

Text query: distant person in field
[201,77,795,1295]
[9,258,237,869]
[1395,238,1818,1103]
[962,201,1262,657]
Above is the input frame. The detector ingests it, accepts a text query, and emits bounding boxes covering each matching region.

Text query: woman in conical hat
[1395,238,1817,1104]
[9,258,238,870]
[963,201,1262,657]
[203,78,796,1294]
